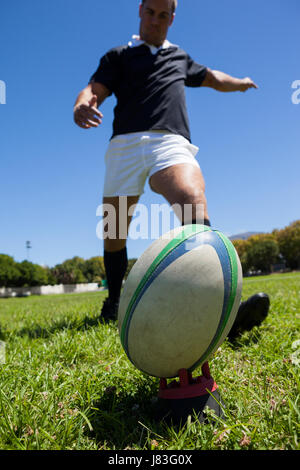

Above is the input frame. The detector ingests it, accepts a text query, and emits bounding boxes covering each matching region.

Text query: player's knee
[175,189,207,223]
[179,187,206,207]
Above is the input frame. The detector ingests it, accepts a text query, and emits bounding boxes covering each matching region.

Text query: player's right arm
[73,82,111,129]
[201,68,258,92]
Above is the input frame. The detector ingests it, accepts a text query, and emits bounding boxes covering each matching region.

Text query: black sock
[104,247,128,303]
[182,218,211,227]
[203,218,211,227]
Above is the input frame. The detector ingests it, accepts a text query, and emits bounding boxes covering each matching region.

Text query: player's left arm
[201,68,258,92]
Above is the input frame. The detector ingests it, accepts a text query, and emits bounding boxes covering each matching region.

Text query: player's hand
[74,95,103,129]
[238,77,259,92]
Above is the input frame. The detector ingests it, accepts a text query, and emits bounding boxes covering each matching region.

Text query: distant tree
[82,256,105,283]
[16,260,49,287]
[0,254,21,287]
[44,266,58,286]
[246,234,280,273]
[231,239,251,274]
[275,220,300,269]
[51,256,87,284]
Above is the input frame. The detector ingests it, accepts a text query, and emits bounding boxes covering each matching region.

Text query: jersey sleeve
[185,54,207,87]
[89,48,122,96]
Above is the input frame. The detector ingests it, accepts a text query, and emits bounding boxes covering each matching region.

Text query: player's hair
[141,0,177,14]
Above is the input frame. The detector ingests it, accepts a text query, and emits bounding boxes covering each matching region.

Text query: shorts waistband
[111,130,176,142]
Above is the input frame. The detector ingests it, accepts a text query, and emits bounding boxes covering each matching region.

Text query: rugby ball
[118,224,242,378]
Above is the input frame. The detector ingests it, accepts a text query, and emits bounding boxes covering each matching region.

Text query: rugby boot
[227,292,270,341]
[100,297,119,323]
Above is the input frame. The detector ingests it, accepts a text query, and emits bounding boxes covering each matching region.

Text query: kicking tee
[89,39,207,142]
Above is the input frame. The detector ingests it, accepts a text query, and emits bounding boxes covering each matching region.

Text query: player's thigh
[102,196,139,252]
[149,163,208,222]
[149,163,206,205]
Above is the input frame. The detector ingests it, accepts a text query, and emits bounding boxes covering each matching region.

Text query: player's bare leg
[149,163,209,224]
[103,196,140,252]
[101,195,139,321]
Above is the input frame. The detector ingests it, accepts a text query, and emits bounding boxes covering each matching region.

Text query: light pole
[26,241,32,261]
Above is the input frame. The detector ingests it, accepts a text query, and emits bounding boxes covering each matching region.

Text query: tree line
[232,220,300,274]
[0,220,299,288]
[0,255,137,288]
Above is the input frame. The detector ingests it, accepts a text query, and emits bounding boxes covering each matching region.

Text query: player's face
[139,0,175,47]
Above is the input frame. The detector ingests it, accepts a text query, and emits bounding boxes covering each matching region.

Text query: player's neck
[140,34,165,48]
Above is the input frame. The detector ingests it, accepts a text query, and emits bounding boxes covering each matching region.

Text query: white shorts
[103,131,200,197]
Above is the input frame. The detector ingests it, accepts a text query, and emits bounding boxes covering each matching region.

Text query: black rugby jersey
[89,44,207,142]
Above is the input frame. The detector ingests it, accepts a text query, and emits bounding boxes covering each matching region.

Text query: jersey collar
[128,35,177,55]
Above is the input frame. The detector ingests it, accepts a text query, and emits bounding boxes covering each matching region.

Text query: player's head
[139,0,176,47]
[141,0,177,14]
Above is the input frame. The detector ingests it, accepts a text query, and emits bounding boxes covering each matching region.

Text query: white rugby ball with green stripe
[118,224,243,378]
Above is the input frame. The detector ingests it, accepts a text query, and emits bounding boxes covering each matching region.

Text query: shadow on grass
[85,382,168,449]
[227,329,263,350]
[85,380,225,449]
[12,314,105,340]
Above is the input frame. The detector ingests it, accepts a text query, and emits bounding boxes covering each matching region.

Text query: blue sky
[0,0,299,267]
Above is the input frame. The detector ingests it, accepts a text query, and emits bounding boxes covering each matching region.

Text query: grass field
[0,272,299,450]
